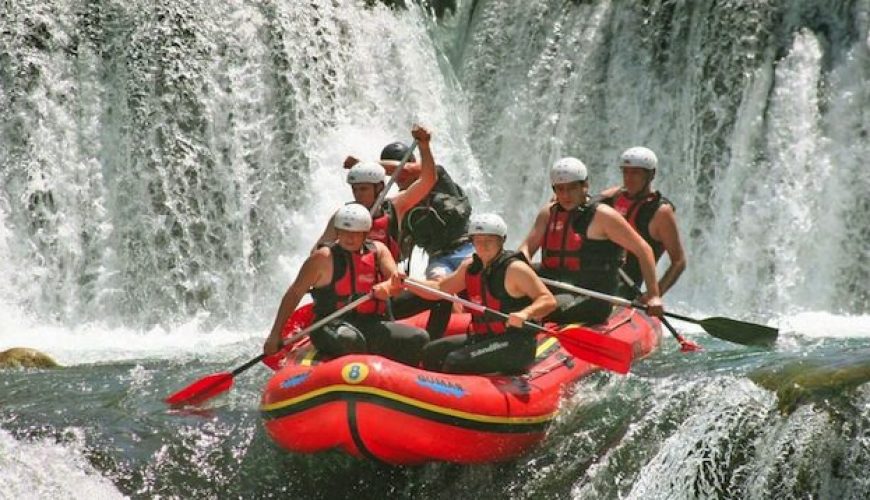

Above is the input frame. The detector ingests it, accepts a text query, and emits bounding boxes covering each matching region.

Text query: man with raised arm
[315,125,437,260]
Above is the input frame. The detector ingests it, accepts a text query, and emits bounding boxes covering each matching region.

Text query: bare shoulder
[651,202,678,226]
[656,202,676,218]
[505,260,537,284]
[536,202,554,219]
[310,246,332,262]
[594,202,621,219]
[457,256,474,272]
[599,185,621,198]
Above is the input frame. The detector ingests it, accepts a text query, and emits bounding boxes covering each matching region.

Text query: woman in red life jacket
[600,147,686,300]
[264,203,429,366]
[406,213,556,374]
[518,157,664,325]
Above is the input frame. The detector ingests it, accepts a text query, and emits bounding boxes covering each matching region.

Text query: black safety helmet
[380,142,416,163]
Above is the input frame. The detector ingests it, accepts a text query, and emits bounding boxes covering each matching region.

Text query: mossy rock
[0,347,60,369]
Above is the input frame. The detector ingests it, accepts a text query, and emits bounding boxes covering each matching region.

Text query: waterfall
[451,0,870,316]
[0,0,867,329]
[0,1,482,327]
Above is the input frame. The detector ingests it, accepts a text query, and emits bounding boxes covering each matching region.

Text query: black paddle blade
[699,317,778,347]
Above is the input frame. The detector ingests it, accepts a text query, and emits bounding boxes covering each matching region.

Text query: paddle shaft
[404,279,548,333]
[403,278,634,373]
[371,139,419,217]
[234,294,374,377]
[616,269,695,348]
[165,293,375,406]
[540,276,778,347]
[540,277,639,308]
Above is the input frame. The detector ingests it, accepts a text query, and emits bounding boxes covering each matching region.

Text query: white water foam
[0,428,124,500]
[0,306,261,366]
[779,311,870,339]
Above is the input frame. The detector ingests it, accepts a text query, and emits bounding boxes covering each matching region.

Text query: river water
[1,1,869,498]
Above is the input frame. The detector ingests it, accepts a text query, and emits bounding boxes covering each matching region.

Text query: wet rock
[0,347,59,369]
[750,350,870,414]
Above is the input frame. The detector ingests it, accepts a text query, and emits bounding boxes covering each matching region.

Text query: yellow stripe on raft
[261,384,557,425]
[300,348,317,366]
[535,337,558,357]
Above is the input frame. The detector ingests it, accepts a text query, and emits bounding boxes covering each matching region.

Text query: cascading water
[455,0,869,316]
[1,0,869,498]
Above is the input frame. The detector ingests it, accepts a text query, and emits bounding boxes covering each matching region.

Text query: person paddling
[264,203,429,366]
[518,157,664,324]
[600,147,686,299]
[404,213,556,374]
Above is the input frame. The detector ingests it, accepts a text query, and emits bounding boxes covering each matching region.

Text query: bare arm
[405,258,471,300]
[649,205,686,295]
[599,185,621,198]
[593,205,662,314]
[389,126,437,220]
[370,241,403,300]
[264,249,331,354]
[504,261,557,325]
[518,204,551,260]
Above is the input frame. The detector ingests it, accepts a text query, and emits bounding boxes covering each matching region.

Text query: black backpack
[391,165,472,257]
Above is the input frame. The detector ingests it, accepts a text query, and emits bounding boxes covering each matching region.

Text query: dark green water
[3,329,869,499]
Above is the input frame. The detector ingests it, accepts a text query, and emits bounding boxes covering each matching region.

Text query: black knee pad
[316,320,366,355]
[442,349,472,373]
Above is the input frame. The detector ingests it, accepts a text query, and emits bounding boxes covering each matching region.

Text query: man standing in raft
[404,213,556,374]
[264,203,429,365]
[518,157,664,324]
[600,147,686,299]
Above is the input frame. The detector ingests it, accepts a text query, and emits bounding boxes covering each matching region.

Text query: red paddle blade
[554,327,634,374]
[165,372,234,406]
[262,303,316,371]
[679,338,702,352]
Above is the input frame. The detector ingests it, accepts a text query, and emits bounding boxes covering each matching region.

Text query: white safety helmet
[334,203,372,232]
[346,161,386,184]
[468,213,508,239]
[549,157,588,185]
[619,147,658,170]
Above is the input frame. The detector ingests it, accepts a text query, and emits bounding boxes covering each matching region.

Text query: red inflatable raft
[259,306,661,464]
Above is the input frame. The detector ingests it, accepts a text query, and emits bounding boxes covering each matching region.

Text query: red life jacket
[541,204,583,272]
[369,208,401,261]
[606,190,672,283]
[611,191,659,231]
[465,251,532,335]
[311,242,386,318]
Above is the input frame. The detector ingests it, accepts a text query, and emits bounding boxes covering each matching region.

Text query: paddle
[403,279,634,374]
[617,269,701,352]
[371,138,419,216]
[165,293,374,406]
[539,277,778,348]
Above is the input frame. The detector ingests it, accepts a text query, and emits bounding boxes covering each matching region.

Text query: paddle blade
[262,303,316,370]
[165,372,234,406]
[699,317,778,347]
[554,327,634,374]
